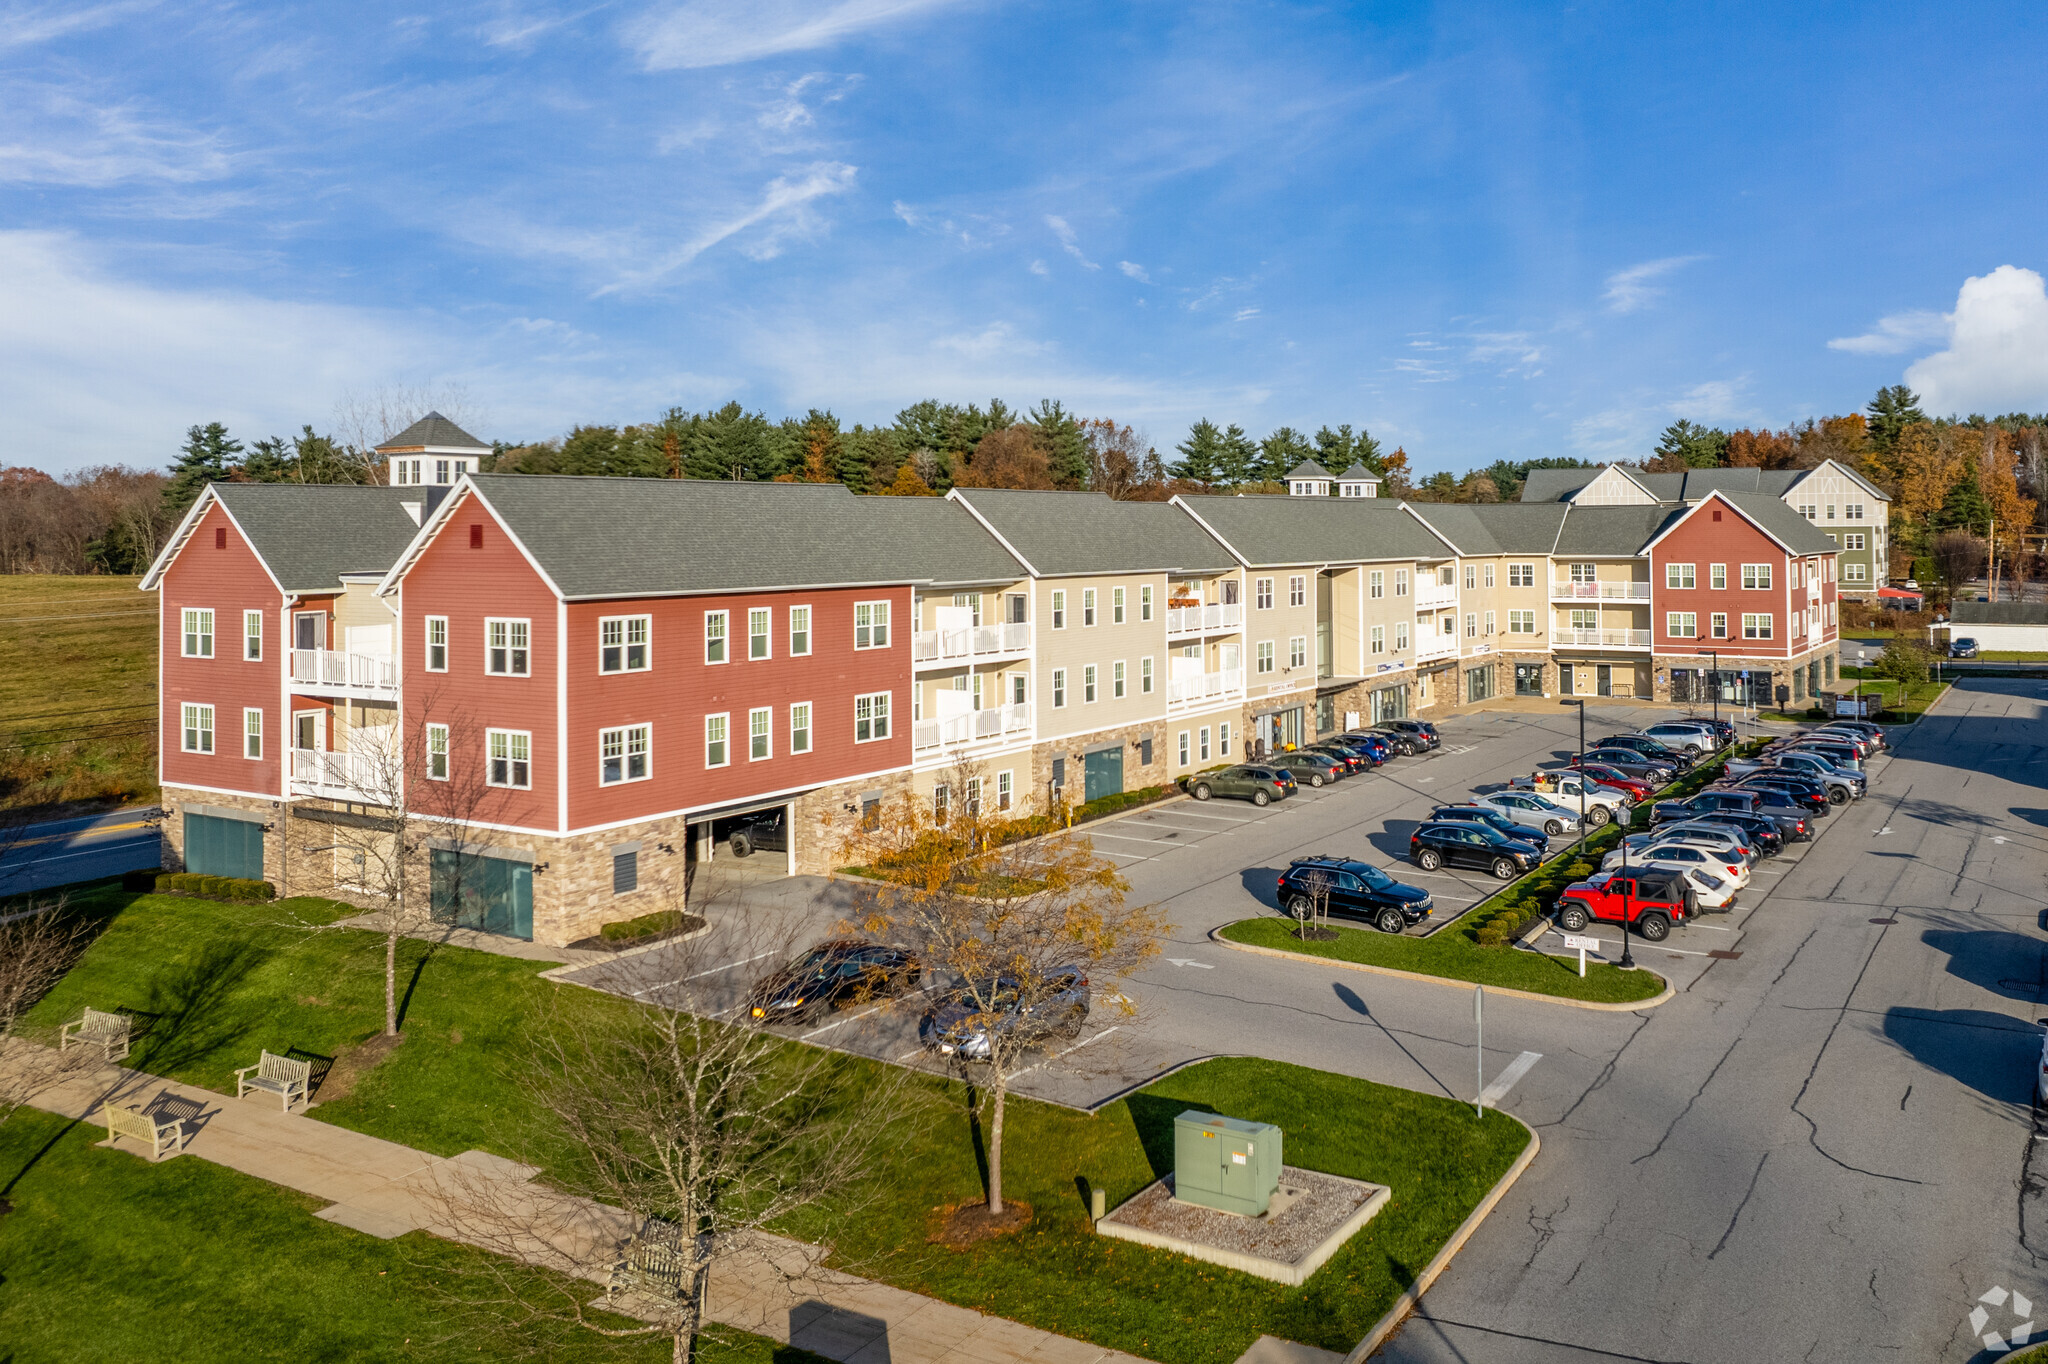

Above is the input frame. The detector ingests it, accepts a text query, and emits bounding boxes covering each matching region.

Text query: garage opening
[688,800,797,891]
[184,810,264,880]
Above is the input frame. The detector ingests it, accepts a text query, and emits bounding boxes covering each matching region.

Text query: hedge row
[1073,785,1174,822]
[154,871,276,902]
[600,909,693,942]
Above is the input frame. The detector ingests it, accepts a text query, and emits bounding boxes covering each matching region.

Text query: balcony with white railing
[1556,628,1652,649]
[1412,581,1458,611]
[1415,633,1459,663]
[291,648,399,697]
[1164,602,1243,636]
[290,748,394,802]
[1549,580,1652,602]
[911,702,1032,753]
[1166,667,1244,706]
[911,621,1031,667]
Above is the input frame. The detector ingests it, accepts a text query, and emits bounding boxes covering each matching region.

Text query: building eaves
[950,488,1235,576]
[1171,495,1455,567]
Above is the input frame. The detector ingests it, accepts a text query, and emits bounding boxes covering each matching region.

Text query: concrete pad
[788,1299,894,1359]
[1232,1336,1346,1364]
[1096,1168,1391,1287]
[448,1148,542,1180]
[314,1202,416,1240]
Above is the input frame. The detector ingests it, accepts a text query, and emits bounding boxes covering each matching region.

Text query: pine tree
[1217,424,1258,486]
[1172,420,1226,483]
[163,422,242,515]
[1028,399,1090,489]
[683,402,773,481]
[1257,427,1313,484]
[1867,385,1926,453]
[1314,423,1382,473]
[1935,459,1991,532]
[240,436,292,482]
[1653,419,1729,469]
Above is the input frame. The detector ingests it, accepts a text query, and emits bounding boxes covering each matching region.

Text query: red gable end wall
[159,500,284,796]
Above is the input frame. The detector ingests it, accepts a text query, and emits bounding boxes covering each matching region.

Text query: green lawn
[0,574,158,811]
[1220,915,1665,1004]
[23,887,1535,1363]
[1835,669,1950,722]
[0,1109,818,1364]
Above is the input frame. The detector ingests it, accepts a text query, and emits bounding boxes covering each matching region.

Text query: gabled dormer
[1286,460,1333,497]
[378,412,489,487]
[1566,464,1659,506]
[1335,463,1381,498]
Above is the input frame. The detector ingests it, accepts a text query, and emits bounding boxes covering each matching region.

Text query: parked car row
[1187,720,1443,805]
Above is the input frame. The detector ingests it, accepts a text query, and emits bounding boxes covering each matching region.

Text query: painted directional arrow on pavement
[1165,958,1215,969]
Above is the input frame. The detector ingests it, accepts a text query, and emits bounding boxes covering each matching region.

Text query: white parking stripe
[1479,1050,1542,1108]
[800,1004,885,1041]
[1085,831,1181,847]
[1156,809,1259,822]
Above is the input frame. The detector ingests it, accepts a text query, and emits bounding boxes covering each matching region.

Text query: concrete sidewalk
[6,1042,1231,1364]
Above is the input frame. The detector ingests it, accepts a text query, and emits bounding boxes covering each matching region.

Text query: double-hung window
[601,724,652,783]
[1371,625,1385,654]
[789,605,811,656]
[1370,570,1384,599]
[1113,660,1126,698]
[1846,502,1864,521]
[1571,609,1598,632]
[1050,591,1067,629]
[749,608,771,660]
[1843,533,1866,551]
[996,771,1013,811]
[243,708,262,759]
[1219,722,1232,756]
[1288,575,1306,607]
[1464,613,1477,639]
[243,611,262,661]
[1665,563,1696,589]
[1289,636,1306,668]
[1199,727,1211,761]
[1051,669,1067,708]
[1141,656,1154,694]
[1395,621,1410,649]
[1710,564,1727,590]
[1742,613,1773,640]
[427,723,449,780]
[600,616,650,672]
[182,609,214,658]
[705,714,729,767]
[487,730,531,787]
[1741,564,1772,590]
[1256,641,1275,674]
[1083,664,1098,703]
[1509,563,1534,587]
[1483,564,1495,588]
[1667,612,1697,638]
[705,611,728,663]
[486,619,530,675]
[1139,584,1153,621]
[1255,578,1274,610]
[1484,610,1495,635]
[1569,562,1596,584]
[790,702,812,754]
[854,692,890,742]
[1395,568,1409,596]
[748,707,771,760]
[1711,612,1728,639]
[1082,589,1097,627]
[1178,731,1190,766]
[1112,587,1126,624]
[855,602,890,649]
[181,703,213,753]
[1464,565,1477,590]
[425,616,448,671]
[1508,610,1535,634]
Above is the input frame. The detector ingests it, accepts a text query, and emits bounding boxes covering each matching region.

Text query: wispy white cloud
[1904,265,2048,415]
[1602,255,1706,314]
[1118,260,1151,283]
[601,161,860,289]
[1045,215,1098,270]
[1567,377,1755,459]
[1027,259,1048,277]
[629,0,967,71]
[476,4,606,51]
[1232,307,1259,323]
[0,1,152,53]
[0,87,234,187]
[1826,308,1947,355]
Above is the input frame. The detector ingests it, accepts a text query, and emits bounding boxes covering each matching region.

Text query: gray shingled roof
[377,412,488,452]
[1286,459,1333,481]
[1552,505,1683,557]
[213,483,433,592]
[952,489,1235,577]
[1335,463,1380,482]
[1173,495,1454,567]
[1714,493,1843,555]
[1518,467,1602,502]
[1405,503,1570,555]
[1677,468,1801,499]
[463,476,1023,598]
[1951,601,2048,626]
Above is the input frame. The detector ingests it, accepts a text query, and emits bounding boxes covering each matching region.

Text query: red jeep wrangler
[1554,870,1694,942]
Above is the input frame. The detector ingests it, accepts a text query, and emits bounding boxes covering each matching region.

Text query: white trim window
[182,608,214,659]
[1289,636,1306,668]
[749,608,771,660]
[1371,625,1384,655]
[1569,562,1596,584]
[1112,586,1126,624]
[1199,726,1211,761]
[1178,730,1190,766]
[601,724,652,784]
[1798,503,1817,521]
[1255,577,1274,610]
[1113,660,1126,699]
[1508,610,1535,634]
[1665,563,1696,589]
[1396,621,1410,649]
[1219,721,1232,757]
[705,610,728,664]
[425,616,448,672]
[749,707,771,761]
[1464,565,1477,590]
[1395,568,1410,596]
[1667,612,1697,639]
[1288,575,1306,608]
[1508,563,1534,587]
[1844,562,1868,582]
[1741,564,1772,590]
[427,723,449,781]
[487,729,531,788]
[790,701,812,754]
[1846,502,1865,520]
[1710,564,1727,590]
[181,703,213,754]
[705,714,729,767]
[1051,668,1067,708]
[600,615,650,673]
[1083,664,1098,703]
[1051,590,1067,629]
[789,605,812,656]
[243,610,262,661]
[1256,641,1275,674]
[996,770,1014,812]
[1083,588,1097,627]
[1370,570,1384,599]
[1711,612,1728,639]
[1743,613,1773,640]
[1484,610,1496,635]
[854,692,890,742]
[486,619,530,675]
[1464,613,1477,639]
[1140,584,1153,621]
[243,707,262,759]
[1141,656,1154,694]
[1843,533,1866,551]
[854,601,890,649]
[1484,564,1496,588]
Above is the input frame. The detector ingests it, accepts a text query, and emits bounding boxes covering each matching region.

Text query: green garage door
[184,812,264,880]
[1083,746,1124,804]
[430,849,534,941]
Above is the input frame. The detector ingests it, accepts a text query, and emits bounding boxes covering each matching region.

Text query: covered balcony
[1412,579,1458,611]
[1549,580,1651,602]
[1556,628,1652,649]
[911,702,1032,753]
[291,648,399,698]
[1166,667,1244,706]
[912,620,1030,667]
[1415,633,1459,663]
[291,747,395,802]
[1165,602,1242,636]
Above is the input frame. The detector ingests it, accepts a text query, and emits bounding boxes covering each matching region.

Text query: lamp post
[1704,648,1719,730]
[1559,698,1587,856]
[1614,804,1636,969]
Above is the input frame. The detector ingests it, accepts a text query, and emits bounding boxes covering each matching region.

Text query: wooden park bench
[102,1102,188,1161]
[59,1006,131,1062]
[606,1217,696,1304]
[234,1050,311,1112]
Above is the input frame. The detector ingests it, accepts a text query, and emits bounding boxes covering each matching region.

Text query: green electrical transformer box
[1172,1110,1282,1216]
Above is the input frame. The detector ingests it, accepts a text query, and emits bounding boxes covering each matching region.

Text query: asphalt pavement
[0,807,160,899]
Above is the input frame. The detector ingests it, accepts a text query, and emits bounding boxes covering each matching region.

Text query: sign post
[1474,985,1484,1119]
[1563,934,1600,977]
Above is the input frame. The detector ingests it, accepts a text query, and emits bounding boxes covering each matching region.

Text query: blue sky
[8,0,2048,476]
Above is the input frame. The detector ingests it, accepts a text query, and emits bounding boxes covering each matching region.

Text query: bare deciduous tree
[0,897,91,1128]
[333,383,483,482]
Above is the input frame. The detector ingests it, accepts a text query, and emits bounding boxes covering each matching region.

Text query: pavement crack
[1543,1012,1653,1131]
[1707,1150,1768,1260]
[1631,1033,1741,1165]
[1786,915,1925,1185]
[1522,1195,1569,1271]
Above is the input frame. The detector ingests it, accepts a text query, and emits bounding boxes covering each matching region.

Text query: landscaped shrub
[1567,861,1595,878]
[1074,785,1173,822]
[153,872,275,902]
[121,868,163,892]
[600,909,694,943]
[1475,925,1506,948]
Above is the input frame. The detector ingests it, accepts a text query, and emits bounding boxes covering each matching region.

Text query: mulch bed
[927,1199,1033,1248]
[314,1032,404,1105]
[564,914,709,954]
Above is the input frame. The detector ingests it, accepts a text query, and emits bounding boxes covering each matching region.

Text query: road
[0,807,160,898]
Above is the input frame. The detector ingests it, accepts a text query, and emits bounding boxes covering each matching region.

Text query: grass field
[23,886,1534,1363]
[0,574,157,811]
[1835,669,1950,722]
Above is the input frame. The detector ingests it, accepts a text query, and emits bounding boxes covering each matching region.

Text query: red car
[1567,761,1652,804]
[1555,871,1693,942]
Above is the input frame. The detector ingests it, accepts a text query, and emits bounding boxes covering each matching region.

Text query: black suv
[1276,856,1433,933]
[1597,734,1697,770]
[727,807,787,857]
[1428,804,1553,849]
[1384,719,1441,751]
[747,939,923,1025]
[1409,822,1543,880]
[1732,771,1831,816]
[1308,740,1377,774]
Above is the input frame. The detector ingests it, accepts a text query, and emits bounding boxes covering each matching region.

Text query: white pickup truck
[1507,769,1631,826]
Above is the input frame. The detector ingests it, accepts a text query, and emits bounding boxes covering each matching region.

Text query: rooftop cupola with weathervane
[377,413,489,487]
[1335,463,1381,498]
[1286,460,1333,497]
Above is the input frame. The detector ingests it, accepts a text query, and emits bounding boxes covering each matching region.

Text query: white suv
[1641,721,1719,753]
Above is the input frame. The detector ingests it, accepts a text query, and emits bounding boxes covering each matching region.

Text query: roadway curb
[1208,925,1676,1012]
[1343,1117,1542,1363]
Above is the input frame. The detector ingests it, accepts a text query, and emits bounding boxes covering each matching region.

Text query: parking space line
[1158,809,1260,822]
[1085,831,1181,847]
[1109,822,1227,837]
[1479,1050,1542,1108]
[629,948,779,996]
[800,1004,885,1040]
[1012,1025,1121,1080]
